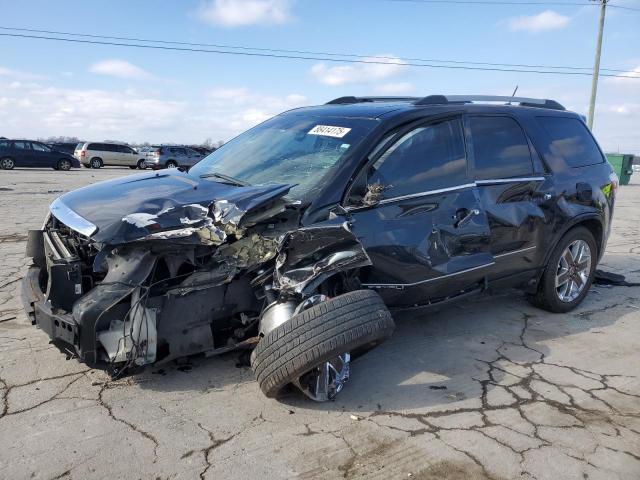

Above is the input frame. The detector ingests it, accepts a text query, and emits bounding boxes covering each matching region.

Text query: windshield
[189,113,377,200]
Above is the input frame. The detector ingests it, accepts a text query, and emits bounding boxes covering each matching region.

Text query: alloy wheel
[555,239,592,302]
[292,353,351,402]
[1,158,14,169]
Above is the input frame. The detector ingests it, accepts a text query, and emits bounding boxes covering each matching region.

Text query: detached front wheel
[251,289,395,401]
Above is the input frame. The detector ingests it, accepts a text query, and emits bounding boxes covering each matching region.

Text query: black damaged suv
[22,95,617,401]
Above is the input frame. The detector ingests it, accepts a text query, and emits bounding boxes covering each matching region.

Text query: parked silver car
[143,145,205,170]
[75,142,147,169]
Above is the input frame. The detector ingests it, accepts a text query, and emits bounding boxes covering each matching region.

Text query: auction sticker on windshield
[308,125,352,138]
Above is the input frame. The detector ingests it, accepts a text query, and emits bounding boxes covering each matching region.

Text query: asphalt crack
[97,382,160,463]
[366,310,640,479]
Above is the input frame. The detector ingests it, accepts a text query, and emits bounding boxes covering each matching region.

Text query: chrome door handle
[456,208,480,228]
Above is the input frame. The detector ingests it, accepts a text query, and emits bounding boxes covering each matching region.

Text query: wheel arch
[542,214,604,272]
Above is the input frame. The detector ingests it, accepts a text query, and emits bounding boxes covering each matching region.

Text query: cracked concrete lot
[1,168,640,480]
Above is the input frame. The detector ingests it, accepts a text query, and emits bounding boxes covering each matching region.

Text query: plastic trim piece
[493,245,537,259]
[363,262,495,289]
[476,177,546,185]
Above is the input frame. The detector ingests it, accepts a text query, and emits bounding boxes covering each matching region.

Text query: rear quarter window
[0,140,10,149]
[536,116,604,167]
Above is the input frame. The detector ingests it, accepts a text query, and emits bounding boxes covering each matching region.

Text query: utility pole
[587,0,608,130]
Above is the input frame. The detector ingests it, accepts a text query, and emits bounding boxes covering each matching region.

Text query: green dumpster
[606,153,634,186]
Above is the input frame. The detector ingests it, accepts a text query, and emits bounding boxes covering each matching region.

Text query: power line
[1,31,638,78]
[607,2,640,11]
[385,0,596,5]
[0,26,630,73]
[383,0,640,8]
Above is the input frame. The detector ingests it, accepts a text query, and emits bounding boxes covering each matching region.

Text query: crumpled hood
[51,170,293,244]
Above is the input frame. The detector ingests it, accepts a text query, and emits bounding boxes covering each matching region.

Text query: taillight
[610,172,619,197]
[80,150,86,157]
[155,148,162,156]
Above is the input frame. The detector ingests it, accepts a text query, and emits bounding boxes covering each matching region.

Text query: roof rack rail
[326,96,419,105]
[415,94,565,110]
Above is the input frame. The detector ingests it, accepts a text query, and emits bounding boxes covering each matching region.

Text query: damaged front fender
[273,220,372,295]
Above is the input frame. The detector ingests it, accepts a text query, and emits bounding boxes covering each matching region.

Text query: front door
[30,142,56,167]
[346,117,494,307]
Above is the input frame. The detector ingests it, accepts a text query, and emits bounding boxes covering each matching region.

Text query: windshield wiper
[199,172,250,186]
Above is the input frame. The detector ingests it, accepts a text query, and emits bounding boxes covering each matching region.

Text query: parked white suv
[75,142,146,169]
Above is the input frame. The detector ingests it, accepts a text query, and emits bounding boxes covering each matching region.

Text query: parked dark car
[0,139,80,170]
[143,145,205,170]
[47,142,80,155]
[22,95,616,401]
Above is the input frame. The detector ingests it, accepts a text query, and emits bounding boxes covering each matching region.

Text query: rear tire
[251,290,395,398]
[1,157,15,170]
[165,160,178,169]
[137,159,146,169]
[90,157,103,169]
[527,226,597,313]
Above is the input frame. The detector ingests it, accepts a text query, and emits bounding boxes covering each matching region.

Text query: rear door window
[536,116,604,167]
[13,141,30,150]
[366,117,468,200]
[469,116,534,180]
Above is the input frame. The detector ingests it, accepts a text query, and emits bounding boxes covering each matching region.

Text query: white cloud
[0,71,308,144]
[310,55,407,86]
[374,82,415,95]
[505,10,570,33]
[0,67,46,80]
[202,86,307,131]
[196,0,293,27]
[605,66,640,85]
[89,59,152,80]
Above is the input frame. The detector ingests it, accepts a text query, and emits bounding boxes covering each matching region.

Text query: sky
[0,0,638,153]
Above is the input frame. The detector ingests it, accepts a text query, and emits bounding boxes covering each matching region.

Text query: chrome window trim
[475,177,545,185]
[49,198,98,237]
[363,262,495,289]
[346,177,547,210]
[493,245,537,259]
[377,183,476,205]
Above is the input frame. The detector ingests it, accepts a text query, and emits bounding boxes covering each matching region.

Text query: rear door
[12,141,34,167]
[466,115,547,280]
[346,116,493,307]
[106,144,123,166]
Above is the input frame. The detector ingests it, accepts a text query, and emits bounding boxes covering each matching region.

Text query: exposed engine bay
[23,180,379,400]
